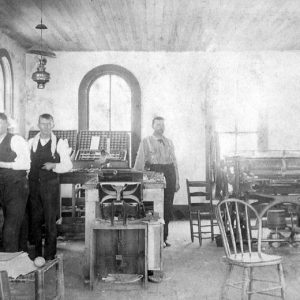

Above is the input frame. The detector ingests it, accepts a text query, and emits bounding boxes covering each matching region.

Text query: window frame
[214,106,267,157]
[78,64,141,164]
[0,49,14,116]
[217,127,259,157]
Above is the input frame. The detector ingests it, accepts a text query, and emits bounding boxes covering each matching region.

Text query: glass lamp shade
[32,57,50,89]
[27,46,56,58]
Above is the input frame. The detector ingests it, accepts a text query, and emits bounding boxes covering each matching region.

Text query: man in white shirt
[134,116,180,247]
[28,113,73,260]
[0,113,30,252]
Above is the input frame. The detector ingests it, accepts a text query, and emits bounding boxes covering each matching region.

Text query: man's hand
[42,162,56,171]
[175,182,180,192]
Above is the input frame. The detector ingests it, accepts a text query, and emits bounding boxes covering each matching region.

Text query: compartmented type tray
[75,130,130,162]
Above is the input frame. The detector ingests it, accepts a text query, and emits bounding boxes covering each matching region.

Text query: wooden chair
[216,198,285,300]
[186,179,218,246]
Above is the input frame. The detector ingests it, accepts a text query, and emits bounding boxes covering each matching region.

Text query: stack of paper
[0,252,37,279]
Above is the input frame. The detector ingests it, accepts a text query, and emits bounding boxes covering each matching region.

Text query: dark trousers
[149,164,176,242]
[0,176,28,252]
[28,178,59,260]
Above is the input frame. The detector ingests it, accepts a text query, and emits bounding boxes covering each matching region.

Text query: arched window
[78,64,141,165]
[0,64,4,112]
[0,49,14,117]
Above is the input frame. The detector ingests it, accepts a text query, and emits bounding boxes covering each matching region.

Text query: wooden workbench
[59,170,164,279]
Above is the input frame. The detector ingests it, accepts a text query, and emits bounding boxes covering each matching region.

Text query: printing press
[224,150,300,246]
[43,130,165,287]
[225,150,300,196]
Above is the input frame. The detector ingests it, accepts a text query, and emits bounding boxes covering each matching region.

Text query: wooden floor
[55,221,300,300]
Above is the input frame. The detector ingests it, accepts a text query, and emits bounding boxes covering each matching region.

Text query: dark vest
[29,138,61,182]
[0,133,27,180]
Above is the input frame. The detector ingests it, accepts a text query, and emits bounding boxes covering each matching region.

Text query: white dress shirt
[134,134,180,186]
[52,138,73,173]
[134,135,177,169]
[0,134,31,170]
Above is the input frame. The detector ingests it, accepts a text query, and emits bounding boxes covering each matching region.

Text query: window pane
[0,67,4,112]
[214,98,236,132]
[89,75,110,130]
[236,102,258,132]
[215,117,235,132]
[215,95,259,157]
[237,133,258,151]
[111,75,131,131]
[219,133,236,158]
[2,57,12,115]
[219,133,258,157]
[89,74,131,131]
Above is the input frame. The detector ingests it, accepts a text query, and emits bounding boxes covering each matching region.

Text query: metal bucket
[267,209,286,230]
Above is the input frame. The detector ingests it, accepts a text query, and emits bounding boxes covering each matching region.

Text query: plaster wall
[25,51,300,204]
[262,52,300,150]
[0,30,27,136]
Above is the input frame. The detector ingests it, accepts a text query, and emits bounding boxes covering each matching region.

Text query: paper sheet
[90,136,100,150]
[106,137,110,153]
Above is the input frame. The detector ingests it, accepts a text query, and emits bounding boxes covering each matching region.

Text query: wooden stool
[10,255,64,300]
[34,255,64,300]
[0,270,11,300]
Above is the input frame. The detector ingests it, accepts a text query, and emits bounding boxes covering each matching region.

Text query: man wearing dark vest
[0,113,30,252]
[28,113,72,260]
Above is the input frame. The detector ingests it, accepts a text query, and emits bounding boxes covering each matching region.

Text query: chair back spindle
[216,199,262,258]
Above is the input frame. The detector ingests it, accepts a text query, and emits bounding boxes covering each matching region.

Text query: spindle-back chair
[186,179,218,245]
[216,198,285,299]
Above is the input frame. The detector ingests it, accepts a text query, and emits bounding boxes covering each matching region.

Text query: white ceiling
[0,0,300,52]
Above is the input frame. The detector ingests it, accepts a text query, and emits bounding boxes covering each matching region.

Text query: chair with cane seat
[186,179,218,246]
[216,198,285,300]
